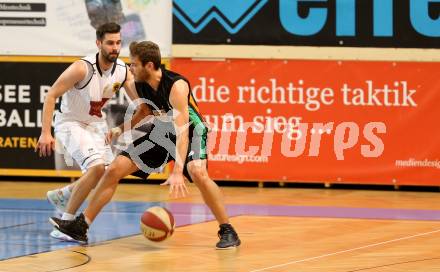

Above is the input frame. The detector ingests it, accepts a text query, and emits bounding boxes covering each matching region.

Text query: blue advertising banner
[173,0,440,48]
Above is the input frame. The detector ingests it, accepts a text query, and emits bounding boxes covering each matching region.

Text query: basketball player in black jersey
[50,41,241,249]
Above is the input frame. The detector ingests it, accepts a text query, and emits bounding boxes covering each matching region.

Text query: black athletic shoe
[216,223,241,249]
[49,213,89,244]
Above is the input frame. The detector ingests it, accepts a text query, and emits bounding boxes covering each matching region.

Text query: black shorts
[120,120,208,182]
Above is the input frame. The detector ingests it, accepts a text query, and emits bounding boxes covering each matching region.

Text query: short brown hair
[96,22,121,40]
[129,41,161,69]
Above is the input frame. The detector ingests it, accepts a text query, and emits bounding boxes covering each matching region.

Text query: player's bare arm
[161,79,190,198]
[35,60,87,157]
[106,71,153,143]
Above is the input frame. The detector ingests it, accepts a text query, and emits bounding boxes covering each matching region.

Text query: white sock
[61,213,75,220]
[60,185,72,199]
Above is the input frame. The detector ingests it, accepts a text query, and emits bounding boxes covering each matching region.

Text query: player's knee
[88,163,105,178]
[85,156,105,175]
[104,162,124,182]
[189,166,209,184]
[105,163,119,177]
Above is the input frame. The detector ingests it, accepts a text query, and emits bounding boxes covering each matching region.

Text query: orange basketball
[140,206,175,242]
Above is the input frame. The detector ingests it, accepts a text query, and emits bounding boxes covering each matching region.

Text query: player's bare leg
[187,159,241,249]
[49,155,138,243]
[187,159,228,224]
[64,163,105,215]
[83,155,138,223]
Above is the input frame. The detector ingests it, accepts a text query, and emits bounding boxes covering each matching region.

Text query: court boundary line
[249,228,440,272]
[345,257,440,272]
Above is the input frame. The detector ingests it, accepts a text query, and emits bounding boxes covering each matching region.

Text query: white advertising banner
[0,0,172,57]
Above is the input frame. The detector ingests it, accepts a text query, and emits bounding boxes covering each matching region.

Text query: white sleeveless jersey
[55,53,127,125]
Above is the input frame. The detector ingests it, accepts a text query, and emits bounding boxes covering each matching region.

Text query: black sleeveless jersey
[134,67,206,127]
[125,67,210,171]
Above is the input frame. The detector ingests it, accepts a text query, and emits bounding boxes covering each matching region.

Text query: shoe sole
[215,240,241,250]
[50,229,75,242]
[215,245,239,250]
[49,218,88,245]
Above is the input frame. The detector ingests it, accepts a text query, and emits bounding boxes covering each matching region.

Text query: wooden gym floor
[1,181,440,272]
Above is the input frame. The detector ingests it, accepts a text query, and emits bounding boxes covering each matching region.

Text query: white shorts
[55,121,114,173]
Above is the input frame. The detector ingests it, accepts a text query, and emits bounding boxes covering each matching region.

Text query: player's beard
[134,72,147,82]
[102,50,119,63]
[134,67,149,82]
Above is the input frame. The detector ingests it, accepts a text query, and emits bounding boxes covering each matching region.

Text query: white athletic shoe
[50,229,75,242]
[46,189,69,214]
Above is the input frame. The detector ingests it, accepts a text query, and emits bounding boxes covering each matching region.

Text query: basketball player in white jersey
[36,22,148,240]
